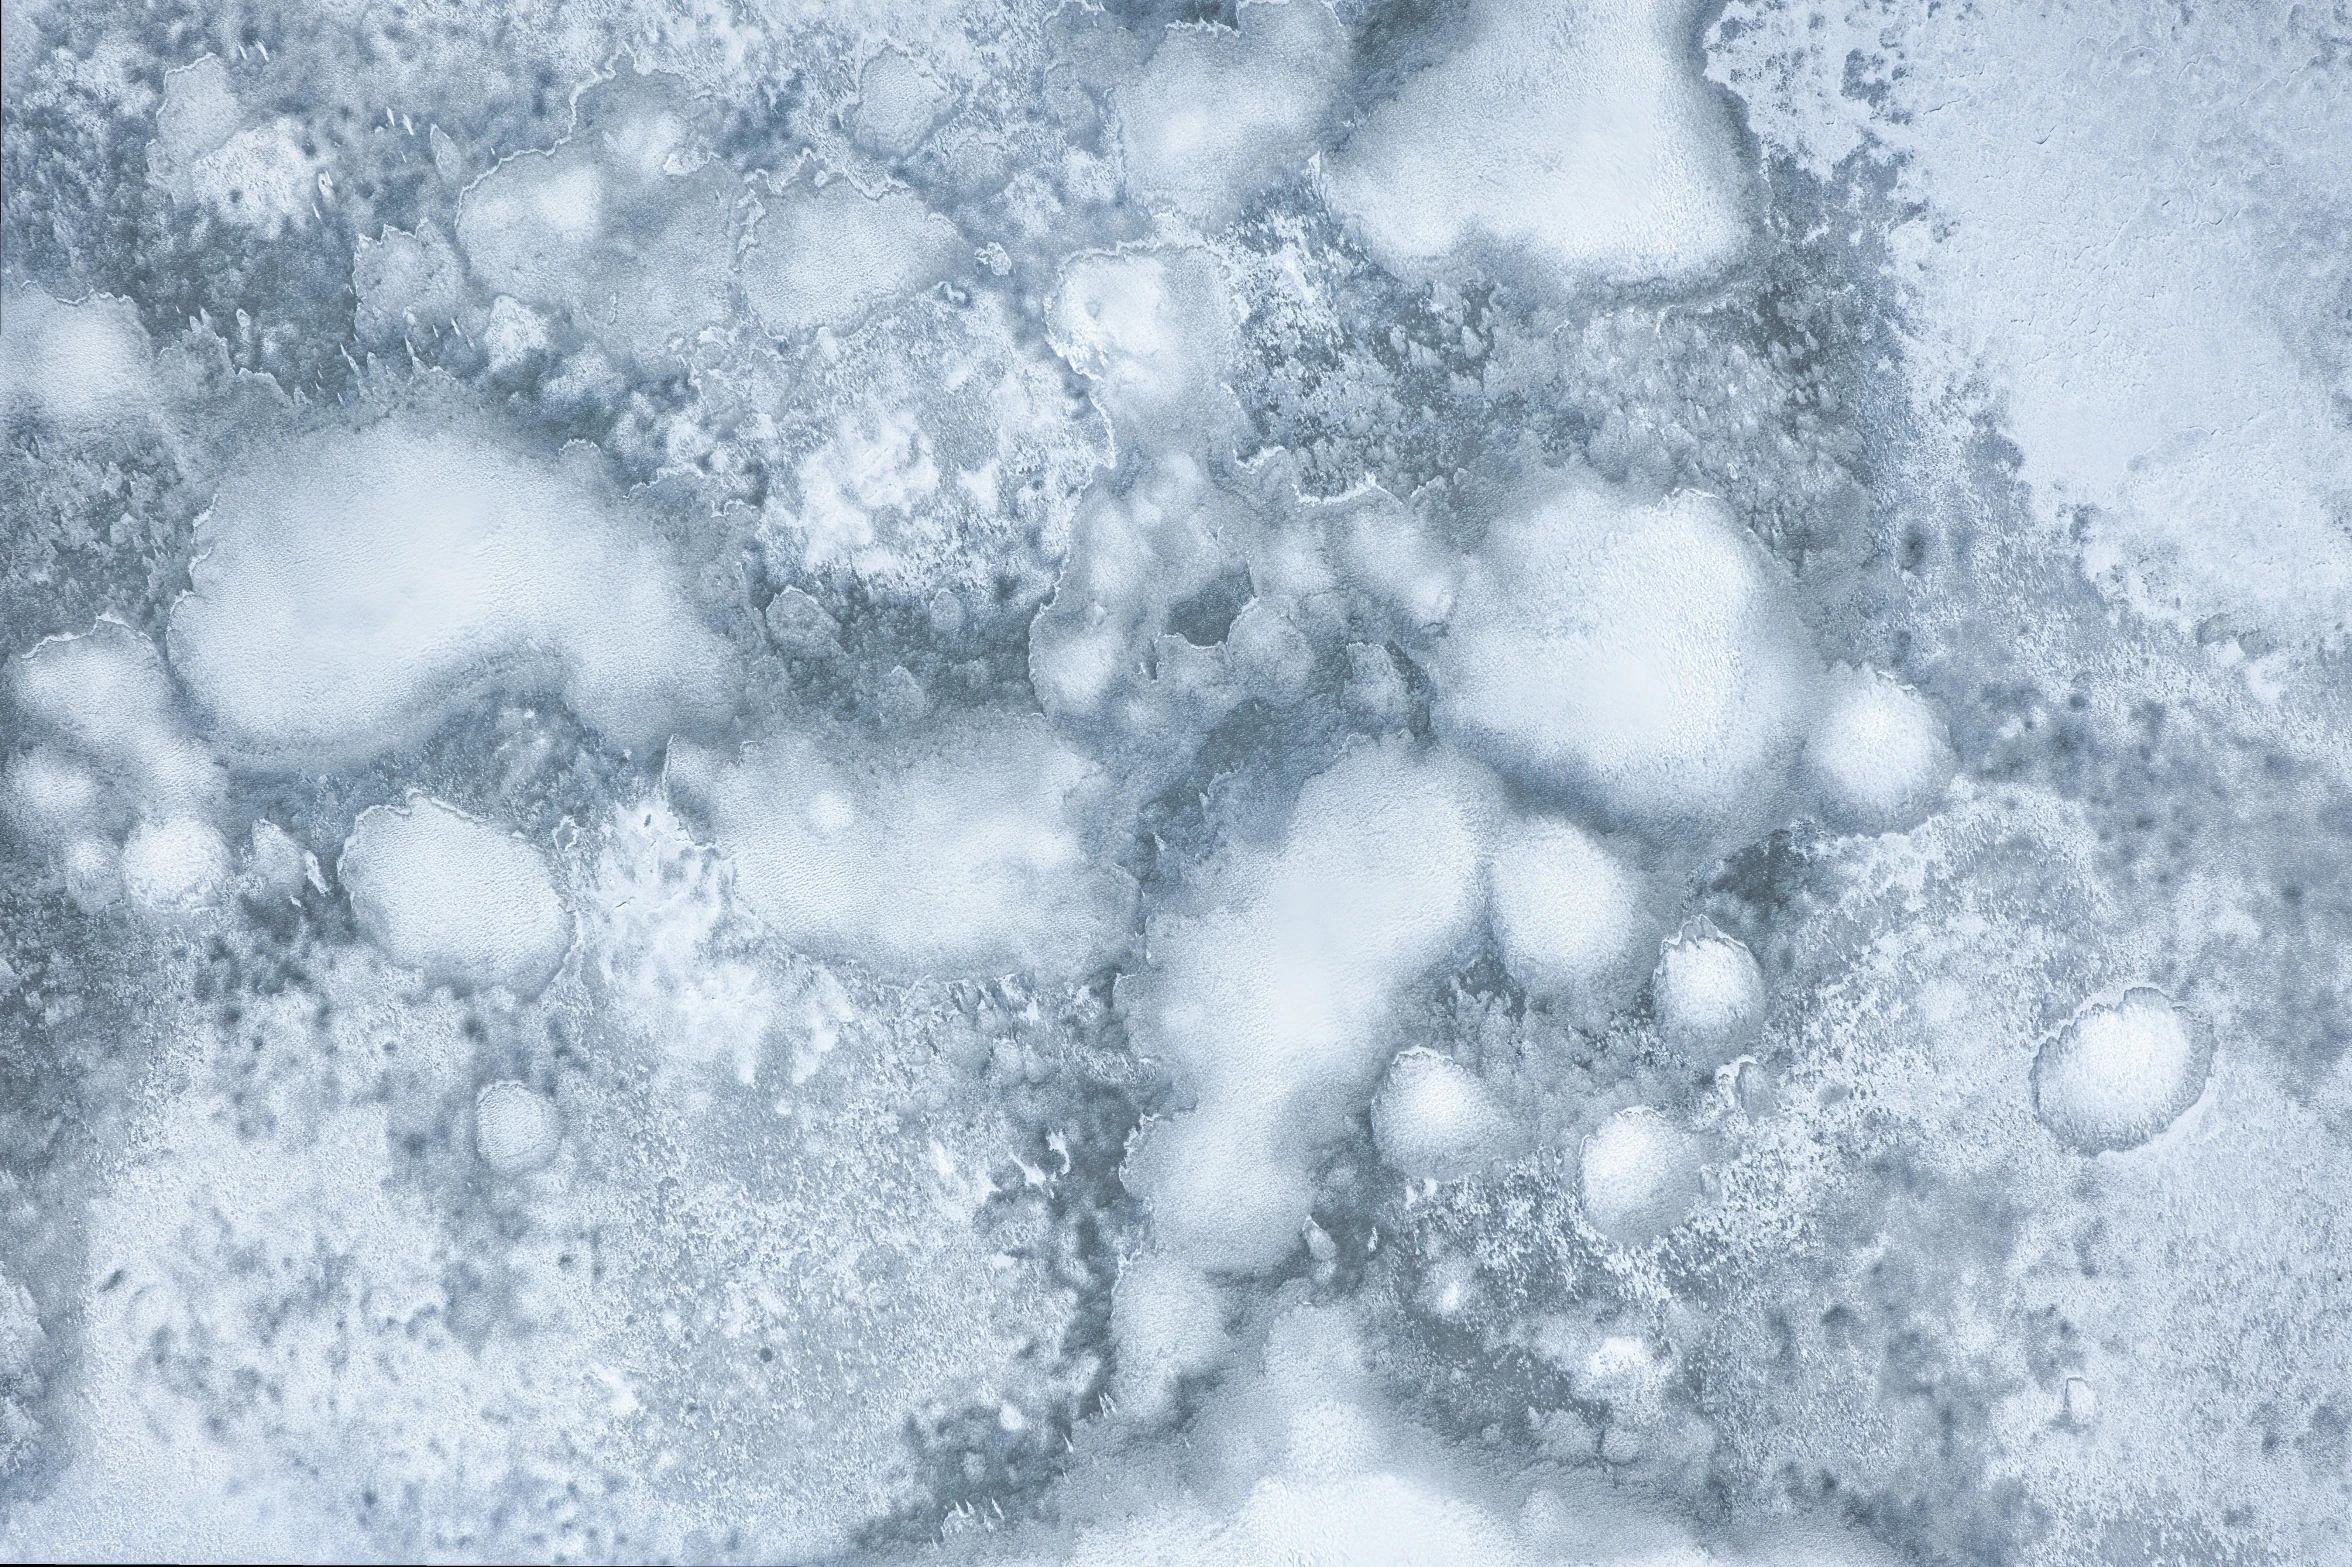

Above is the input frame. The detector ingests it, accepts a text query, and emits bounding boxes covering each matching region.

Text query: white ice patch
[0,288,156,428]
[1369,1047,1518,1182]
[1487,815,1662,1026]
[1579,1105,1703,1246]
[457,108,735,356]
[10,620,224,816]
[167,417,735,770]
[1127,741,1496,1272]
[147,54,243,196]
[1118,0,1347,229]
[667,716,1134,983]
[1324,0,1748,284]
[787,405,943,573]
[742,179,962,335]
[848,49,951,158]
[186,118,327,237]
[119,815,231,914]
[339,796,571,996]
[1051,247,1240,436]
[1715,0,2352,647]
[473,1080,562,1176]
[1803,666,1956,832]
[2032,988,2213,1154]
[1652,922,1765,1067]
[1431,474,1817,839]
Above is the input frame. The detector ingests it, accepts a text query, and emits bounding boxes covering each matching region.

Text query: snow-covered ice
[2,0,2348,1561]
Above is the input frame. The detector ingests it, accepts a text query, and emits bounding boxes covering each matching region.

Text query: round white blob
[1806,666,1956,830]
[1579,1106,1703,1246]
[1434,482,1816,837]
[120,815,229,913]
[1370,1048,1517,1182]
[1489,816,1661,1025]
[1321,0,1749,284]
[340,797,571,996]
[1653,923,1766,1065]
[2032,987,2212,1153]
[474,1080,561,1176]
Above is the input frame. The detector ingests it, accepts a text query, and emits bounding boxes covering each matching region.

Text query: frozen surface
[4,1,2352,1563]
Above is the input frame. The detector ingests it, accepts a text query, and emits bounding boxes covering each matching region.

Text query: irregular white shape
[849,50,950,158]
[186,118,324,237]
[1323,0,1747,283]
[120,816,230,914]
[147,55,242,194]
[1051,248,1238,433]
[1128,742,1496,1272]
[61,835,122,910]
[458,128,735,354]
[2032,988,2213,1154]
[1653,923,1765,1065]
[1370,1048,1517,1182]
[790,406,943,572]
[1488,815,1661,1024]
[474,1081,562,1176]
[1432,476,1816,837]
[0,288,155,427]
[742,181,963,335]
[11,620,224,813]
[168,418,734,771]
[1805,667,1955,831]
[482,295,552,374]
[243,820,307,899]
[1110,1255,1230,1422]
[668,716,1134,982]
[339,797,571,996]
[1119,0,1347,228]
[352,222,467,346]
[1579,1106,1702,1245]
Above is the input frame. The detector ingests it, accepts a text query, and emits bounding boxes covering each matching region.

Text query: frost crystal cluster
[3,1,2351,1563]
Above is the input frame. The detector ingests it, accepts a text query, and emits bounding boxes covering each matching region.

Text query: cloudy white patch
[0,1,2345,1563]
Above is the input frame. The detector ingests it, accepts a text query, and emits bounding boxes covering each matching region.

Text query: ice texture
[339,796,572,997]
[3,0,2349,1562]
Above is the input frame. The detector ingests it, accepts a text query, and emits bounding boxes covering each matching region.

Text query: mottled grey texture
[3,1,2351,1563]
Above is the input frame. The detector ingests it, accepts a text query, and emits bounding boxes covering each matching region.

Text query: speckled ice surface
[3,2,2352,1563]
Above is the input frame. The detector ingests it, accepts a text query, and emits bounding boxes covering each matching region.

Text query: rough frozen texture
[8,2,2352,1562]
